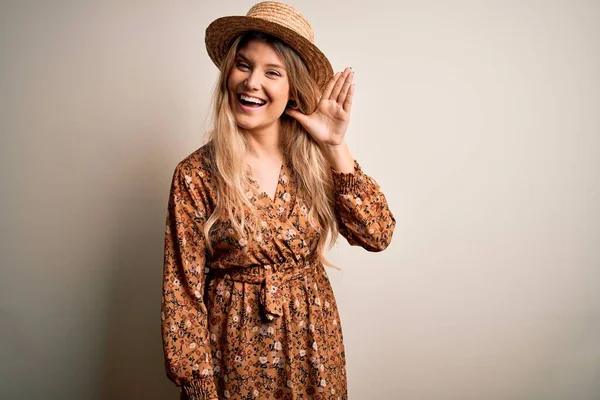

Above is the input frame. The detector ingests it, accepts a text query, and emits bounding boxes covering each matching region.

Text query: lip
[239,93,266,103]
[236,95,266,113]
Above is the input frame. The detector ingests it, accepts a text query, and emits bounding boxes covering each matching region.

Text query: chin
[233,114,256,127]
[234,115,281,132]
[236,121,258,130]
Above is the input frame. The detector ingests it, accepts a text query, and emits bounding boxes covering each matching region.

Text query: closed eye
[235,62,282,77]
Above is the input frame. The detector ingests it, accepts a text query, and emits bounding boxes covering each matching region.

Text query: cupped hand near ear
[284,67,354,147]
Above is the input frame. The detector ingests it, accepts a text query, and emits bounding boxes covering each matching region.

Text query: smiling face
[227,39,290,135]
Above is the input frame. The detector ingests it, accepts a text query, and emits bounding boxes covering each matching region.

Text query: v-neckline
[248,162,285,204]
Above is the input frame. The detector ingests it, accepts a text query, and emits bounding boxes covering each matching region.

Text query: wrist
[319,141,355,173]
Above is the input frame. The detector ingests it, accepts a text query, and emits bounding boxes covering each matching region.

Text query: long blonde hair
[203,31,339,267]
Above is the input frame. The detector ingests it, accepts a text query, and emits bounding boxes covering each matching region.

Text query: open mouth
[238,94,267,108]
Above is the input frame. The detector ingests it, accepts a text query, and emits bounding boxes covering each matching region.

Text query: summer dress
[161,143,395,400]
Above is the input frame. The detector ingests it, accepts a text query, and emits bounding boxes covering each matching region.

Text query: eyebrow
[236,53,286,70]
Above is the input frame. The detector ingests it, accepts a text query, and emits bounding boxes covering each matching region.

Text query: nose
[244,69,262,91]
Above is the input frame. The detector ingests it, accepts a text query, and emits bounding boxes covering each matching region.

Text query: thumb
[284,107,306,122]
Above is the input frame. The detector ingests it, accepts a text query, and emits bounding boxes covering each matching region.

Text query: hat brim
[205,16,334,91]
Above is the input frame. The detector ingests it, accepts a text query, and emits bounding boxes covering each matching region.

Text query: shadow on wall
[98,151,179,400]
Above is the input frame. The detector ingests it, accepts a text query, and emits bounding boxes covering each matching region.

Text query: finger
[336,70,354,104]
[329,67,352,101]
[343,83,355,113]
[321,72,342,100]
[285,107,307,124]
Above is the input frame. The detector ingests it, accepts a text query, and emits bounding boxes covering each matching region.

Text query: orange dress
[161,143,395,400]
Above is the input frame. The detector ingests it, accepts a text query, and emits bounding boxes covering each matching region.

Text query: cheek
[226,70,242,91]
[226,77,235,95]
[268,85,290,107]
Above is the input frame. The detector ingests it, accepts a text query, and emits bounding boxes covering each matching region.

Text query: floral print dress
[161,143,395,400]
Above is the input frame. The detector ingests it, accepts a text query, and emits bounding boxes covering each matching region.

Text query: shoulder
[173,141,217,181]
[171,142,218,206]
[175,141,215,173]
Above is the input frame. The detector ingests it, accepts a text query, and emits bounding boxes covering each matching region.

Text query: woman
[161,2,396,399]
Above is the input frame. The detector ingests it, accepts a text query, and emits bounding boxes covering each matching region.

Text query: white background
[1,0,599,399]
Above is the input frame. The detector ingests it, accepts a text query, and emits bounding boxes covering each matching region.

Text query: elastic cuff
[182,377,218,400]
[331,160,364,194]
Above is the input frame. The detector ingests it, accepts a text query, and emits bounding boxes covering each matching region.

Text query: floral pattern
[162,143,395,399]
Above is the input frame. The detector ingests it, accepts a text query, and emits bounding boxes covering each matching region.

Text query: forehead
[236,39,285,68]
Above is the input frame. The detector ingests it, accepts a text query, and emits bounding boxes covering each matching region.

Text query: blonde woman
[161,2,396,399]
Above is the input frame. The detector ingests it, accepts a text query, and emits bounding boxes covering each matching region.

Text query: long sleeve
[161,163,217,400]
[331,160,396,251]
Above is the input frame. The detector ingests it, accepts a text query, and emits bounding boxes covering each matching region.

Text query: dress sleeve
[331,159,396,252]
[161,163,218,400]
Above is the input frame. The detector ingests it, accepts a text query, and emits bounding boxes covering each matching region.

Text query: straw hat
[205,1,334,91]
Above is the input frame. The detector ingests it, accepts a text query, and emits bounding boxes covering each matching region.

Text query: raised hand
[284,67,355,147]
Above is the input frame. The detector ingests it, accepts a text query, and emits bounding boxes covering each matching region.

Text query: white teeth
[240,94,266,105]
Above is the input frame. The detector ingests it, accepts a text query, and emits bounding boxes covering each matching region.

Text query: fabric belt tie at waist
[212,260,312,322]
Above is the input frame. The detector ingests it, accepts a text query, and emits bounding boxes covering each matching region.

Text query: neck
[243,122,283,160]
